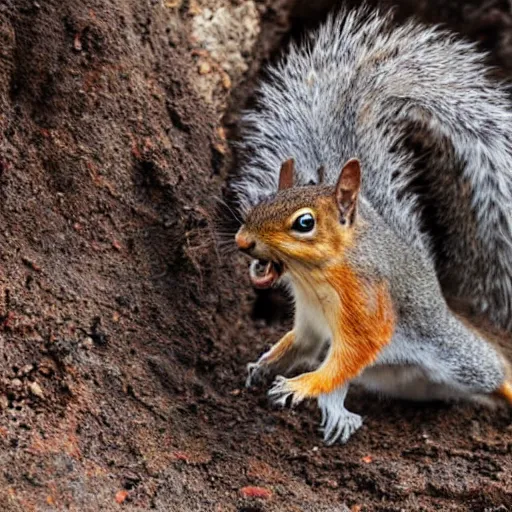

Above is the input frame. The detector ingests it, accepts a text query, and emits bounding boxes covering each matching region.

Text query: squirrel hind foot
[320,408,363,445]
[318,386,363,445]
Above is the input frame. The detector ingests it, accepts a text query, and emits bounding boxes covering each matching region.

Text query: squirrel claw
[245,361,269,388]
[319,407,362,445]
[318,386,362,445]
[268,376,302,407]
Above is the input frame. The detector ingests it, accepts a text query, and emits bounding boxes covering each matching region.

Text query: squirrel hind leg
[495,381,512,406]
[317,384,362,445]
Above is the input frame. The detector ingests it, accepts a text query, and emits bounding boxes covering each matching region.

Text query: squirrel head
[236,158,361,288]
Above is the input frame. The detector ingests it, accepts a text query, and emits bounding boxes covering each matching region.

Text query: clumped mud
[0,1,511,511]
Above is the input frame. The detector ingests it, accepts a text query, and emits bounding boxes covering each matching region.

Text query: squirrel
[231,7,512,444]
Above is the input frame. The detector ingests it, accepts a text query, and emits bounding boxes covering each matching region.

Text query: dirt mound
[0,1,510,511]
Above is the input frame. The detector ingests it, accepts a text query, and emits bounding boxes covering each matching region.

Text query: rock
[191,1,260,112]
[115,490,129,504]
[81,337,94,350]
[11,378,23,389]
[20,364,34,375]
[28,382,44,398]
[0,394,8,409]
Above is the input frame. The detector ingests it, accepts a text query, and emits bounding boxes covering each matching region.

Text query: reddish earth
[0,1,511,511]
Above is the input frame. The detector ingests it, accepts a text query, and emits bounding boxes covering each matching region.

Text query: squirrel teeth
[249,259,281,289]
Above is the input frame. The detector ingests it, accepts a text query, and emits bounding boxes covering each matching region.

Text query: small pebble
[29,382,44,398]
[198,61,212,74]
[115,490,129,504]
[82,337,94,350]
[21,364,34,375]
[240,486,272,500]
[0,395,9,409]
[11,379,23,389]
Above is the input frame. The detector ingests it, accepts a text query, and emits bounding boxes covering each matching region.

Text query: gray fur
[352,199,506,398]
[232,6,512,330]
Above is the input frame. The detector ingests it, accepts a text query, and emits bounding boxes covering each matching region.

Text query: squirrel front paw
[245,361,270,388]
[268,375,305,407]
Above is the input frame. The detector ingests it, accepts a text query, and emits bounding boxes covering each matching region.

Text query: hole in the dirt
[90,317,108,347]
[123,478,140,491]
[251,288,292,325]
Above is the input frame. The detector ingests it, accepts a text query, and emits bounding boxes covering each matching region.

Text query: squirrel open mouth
[249,259,284,289]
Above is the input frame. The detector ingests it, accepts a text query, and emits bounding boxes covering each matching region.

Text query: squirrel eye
[292,213,315,233]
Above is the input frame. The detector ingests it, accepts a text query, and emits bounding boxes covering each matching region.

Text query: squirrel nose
[235,231,256,254]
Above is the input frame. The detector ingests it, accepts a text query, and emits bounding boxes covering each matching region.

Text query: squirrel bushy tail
[232,7,512,330]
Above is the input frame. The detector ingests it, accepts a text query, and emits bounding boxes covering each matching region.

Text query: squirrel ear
[335,158,361,224]
[278,159,294,191]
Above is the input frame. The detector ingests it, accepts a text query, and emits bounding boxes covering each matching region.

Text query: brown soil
[0,1,511,511]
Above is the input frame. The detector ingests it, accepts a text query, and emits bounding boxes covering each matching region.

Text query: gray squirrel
[231,7,512,444]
